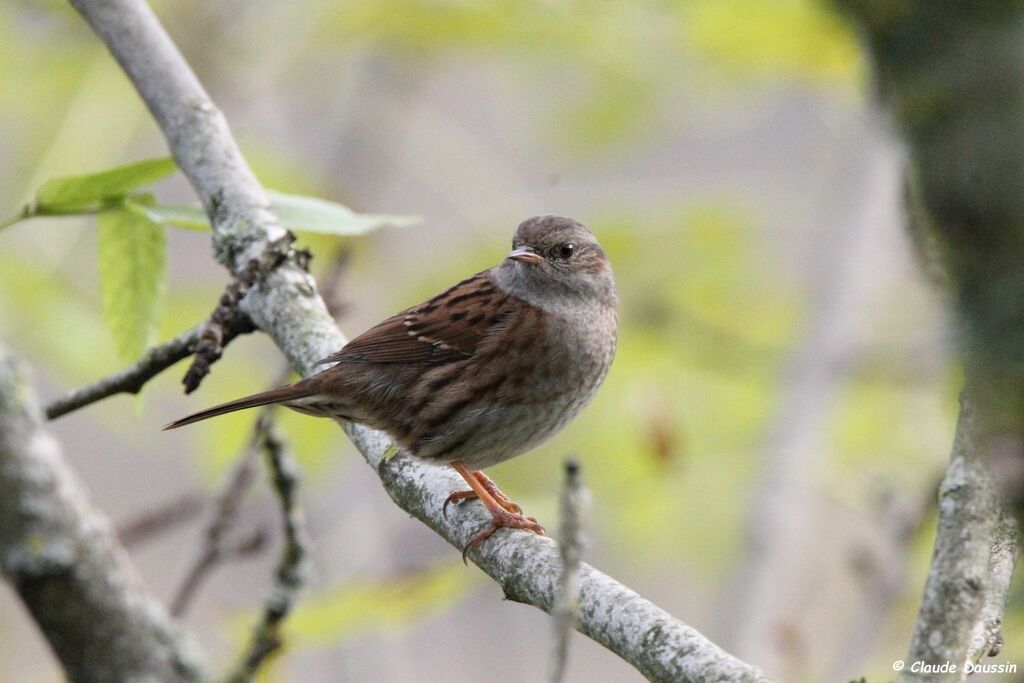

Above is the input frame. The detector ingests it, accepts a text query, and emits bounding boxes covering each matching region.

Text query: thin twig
[226,414,311,683]
[45,314,254,420]
[117,491,206,548]
[550,457,588,683]
[183,234,305,393]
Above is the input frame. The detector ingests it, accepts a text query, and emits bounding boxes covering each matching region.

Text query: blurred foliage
[308,0,862,153]
[277,563,476,647]
[685,0,863,88]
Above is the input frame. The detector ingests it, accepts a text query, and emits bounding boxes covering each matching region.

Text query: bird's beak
[507,246,543,264]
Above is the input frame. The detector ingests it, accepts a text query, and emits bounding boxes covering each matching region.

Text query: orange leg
[443,470,523,516]
[447,461,545,562]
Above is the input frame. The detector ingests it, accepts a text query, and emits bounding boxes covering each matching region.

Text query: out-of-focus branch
[726,140,902,677]
[0,345,203,682]
[227,414,311,683]
[117,490,206,547]
[67,1,769,679]
[171,364,297,617]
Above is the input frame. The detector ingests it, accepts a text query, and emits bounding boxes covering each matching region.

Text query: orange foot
[443,469,523,515]
[447,461,546,562]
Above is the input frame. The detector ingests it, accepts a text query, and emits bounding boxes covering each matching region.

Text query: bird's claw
[443,490,477,519]
[442,482,523,519]
[459,508,546,564]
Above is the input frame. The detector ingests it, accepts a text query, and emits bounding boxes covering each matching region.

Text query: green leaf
[36,157,177,211]
[266,189,420,235]
[126,200,211,231]
[97,208,167,363]
[126,191,419,236]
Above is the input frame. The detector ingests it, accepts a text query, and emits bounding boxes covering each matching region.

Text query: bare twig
[45,314,255,420]
[550,457,588,683]
[68,1,769,679]
[226,414,311,683]
[117,491,206,548]
[183,234,306,393]
[0,345,204,681]
[46,326,200,419]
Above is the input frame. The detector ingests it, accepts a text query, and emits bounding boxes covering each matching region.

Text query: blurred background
[0,0,1010,681]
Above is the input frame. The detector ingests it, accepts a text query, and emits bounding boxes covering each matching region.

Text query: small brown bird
[166,215,618,553]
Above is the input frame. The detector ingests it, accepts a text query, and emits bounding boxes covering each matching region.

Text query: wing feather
[316,272,511,365]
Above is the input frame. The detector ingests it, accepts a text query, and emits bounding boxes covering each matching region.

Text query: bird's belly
[399,306,615,469]
[411,370,602,469]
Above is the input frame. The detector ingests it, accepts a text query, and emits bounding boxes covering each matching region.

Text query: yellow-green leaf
[97,208,167,363]
[126,191,419,236]
[266,189,420,235]
[127,200,211,231]
[36,157,177,211]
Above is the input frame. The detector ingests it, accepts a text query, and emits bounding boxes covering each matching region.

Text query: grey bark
[903,400,1001,680]
[0,346,203,682]
[67,0,770,680]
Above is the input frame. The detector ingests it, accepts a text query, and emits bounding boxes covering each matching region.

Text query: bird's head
[498,215,616,309]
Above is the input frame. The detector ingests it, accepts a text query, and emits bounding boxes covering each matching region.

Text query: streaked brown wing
[317,271,512,365]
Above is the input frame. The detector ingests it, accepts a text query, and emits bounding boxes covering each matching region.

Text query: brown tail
[163,384,313,430]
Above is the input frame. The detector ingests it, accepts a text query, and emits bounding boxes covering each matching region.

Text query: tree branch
[117,490,206,548]
[46,325,201,420]
[966,511,1019,663]
[0,344,204,682]
[182,235,303,394]
[68,0,768,679]
[45,311,254,420]
[905,399,1002,676]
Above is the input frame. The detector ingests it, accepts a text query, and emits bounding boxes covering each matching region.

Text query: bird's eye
[554,243,575,260]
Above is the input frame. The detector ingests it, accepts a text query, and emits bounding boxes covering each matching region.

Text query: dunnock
[166,215,618,554]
